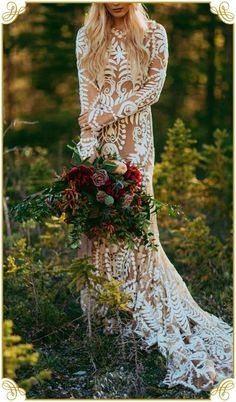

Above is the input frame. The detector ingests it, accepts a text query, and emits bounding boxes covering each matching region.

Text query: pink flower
[96,190,107,203]
[92,169,109,187]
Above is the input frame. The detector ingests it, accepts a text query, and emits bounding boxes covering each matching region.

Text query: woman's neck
[111,17,125,30]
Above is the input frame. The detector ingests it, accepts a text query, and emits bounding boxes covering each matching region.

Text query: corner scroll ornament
[210,378,236,401]
[210,1,235,24]
[1,1,26,25]
[0,378,26,402]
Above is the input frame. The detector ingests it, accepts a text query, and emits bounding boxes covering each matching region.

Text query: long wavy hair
[80,3,152,88]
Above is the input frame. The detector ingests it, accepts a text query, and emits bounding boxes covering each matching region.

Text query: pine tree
[153,118,204,225]
[200,128,232,237]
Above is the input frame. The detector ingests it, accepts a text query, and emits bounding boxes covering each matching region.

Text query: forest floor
[24,289,232,400]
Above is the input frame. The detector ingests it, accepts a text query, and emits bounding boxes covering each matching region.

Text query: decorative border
[210,378,235,401]
[0,376,235,400]
[0,378,26,401]
[0,1,235,25]
[1,1,26,25]
[210,0,235,24]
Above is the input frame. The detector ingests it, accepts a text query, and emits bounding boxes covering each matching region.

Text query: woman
[75,2,233,394]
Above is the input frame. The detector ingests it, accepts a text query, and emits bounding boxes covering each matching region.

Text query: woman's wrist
[88,104,118,130]
[76,135,98,159]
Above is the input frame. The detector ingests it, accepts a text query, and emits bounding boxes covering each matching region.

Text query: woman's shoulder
[75,25,88,53]
[76,25,87,41]
[146,20,167,35]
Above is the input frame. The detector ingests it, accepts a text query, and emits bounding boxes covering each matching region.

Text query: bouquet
[10,142,177,250]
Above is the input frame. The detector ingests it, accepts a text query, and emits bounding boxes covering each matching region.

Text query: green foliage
[3,217,77,337]
[153,120,232,239]
[58,256,99,292]
[3,319,52,392]
[169,216,232,285]
[97,277,133,313]
[59,256,133,315]
[4,146,54,202]
[10,183,66,223]
[3,319,39,379]
[20,369,52,394]
[152,120,232,318]
[153,118,203,217]
[200,128,232,235]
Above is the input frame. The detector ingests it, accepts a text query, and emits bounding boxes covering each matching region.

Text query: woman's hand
[78,108,114,131]
[79,125,93,138]
[76,121,98,163]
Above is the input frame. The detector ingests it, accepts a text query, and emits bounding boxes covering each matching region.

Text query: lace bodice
[75,20,168,165]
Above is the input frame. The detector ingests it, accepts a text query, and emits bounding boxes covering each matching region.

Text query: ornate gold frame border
[1,1,27,25]
[0,0,235,401]
[0,377,235,401]
[0,0,235,25]
[0,378,26,401]
[210,0,235,23]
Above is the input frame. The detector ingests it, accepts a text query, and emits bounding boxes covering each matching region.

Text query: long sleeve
[88,21,169,132]
[75,26,102,159]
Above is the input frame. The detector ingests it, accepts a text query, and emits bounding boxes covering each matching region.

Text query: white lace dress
[75,20,233,393]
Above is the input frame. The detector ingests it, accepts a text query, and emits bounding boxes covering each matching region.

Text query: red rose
[66,165,94,187]
[105,178,113,186]
[124,162,142,187]
[105,179,116,197]
[106,186,115,198]
[105,183,126,200]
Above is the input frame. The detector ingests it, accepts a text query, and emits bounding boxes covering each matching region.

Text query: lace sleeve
[75,26,102,159]
[88,21,169,132]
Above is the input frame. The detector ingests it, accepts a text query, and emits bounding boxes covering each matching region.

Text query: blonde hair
[80,3,152,88]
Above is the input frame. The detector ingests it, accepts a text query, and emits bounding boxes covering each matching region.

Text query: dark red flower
[105,183,126,200]
[65,165,94,187]
[124,162,142,187]
[104,178,116,197]
[105,184,115,197]
[105,178,113,186]
[117,188,126,198]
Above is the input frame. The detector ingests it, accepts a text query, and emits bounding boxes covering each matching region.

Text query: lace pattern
[75,20,233,393]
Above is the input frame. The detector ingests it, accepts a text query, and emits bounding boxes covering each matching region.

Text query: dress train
[77,170,233,394]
